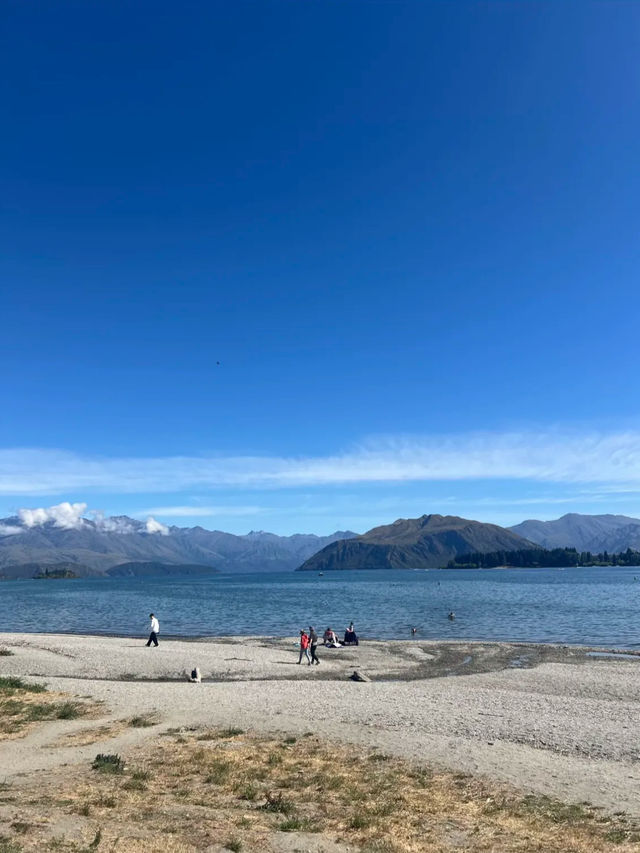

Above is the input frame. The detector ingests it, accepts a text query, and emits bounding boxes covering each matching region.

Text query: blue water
[1,567,640,647]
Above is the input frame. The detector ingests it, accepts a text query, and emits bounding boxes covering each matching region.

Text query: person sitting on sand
[343,622,359,645]
[298,630,311,664]
[323,627,341,647]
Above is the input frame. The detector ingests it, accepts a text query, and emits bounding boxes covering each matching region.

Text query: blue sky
[2,1,640,535]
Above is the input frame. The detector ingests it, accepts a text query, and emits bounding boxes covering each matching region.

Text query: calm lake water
[1,567,640,647]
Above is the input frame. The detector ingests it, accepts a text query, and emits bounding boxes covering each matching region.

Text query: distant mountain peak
[510,513,640,553]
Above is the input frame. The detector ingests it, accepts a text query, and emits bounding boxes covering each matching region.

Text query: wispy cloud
[140,505,268,518]
[3,430,640,495]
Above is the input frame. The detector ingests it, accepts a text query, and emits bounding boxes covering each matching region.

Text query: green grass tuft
[348,812,372,829]
[92,754,124,774]
[131,769,150,782]
[518,794,593,824]
[260,791,295,815]
[205,758,231,785]
[55,702,81,720]
[0,677,46,693]
[236,783,258,801]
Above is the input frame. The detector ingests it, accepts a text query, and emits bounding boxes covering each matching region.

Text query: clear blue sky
[2,1,640,534]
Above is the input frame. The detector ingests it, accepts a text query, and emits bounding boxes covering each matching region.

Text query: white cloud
[91,511,138,534]
[18,501,87,529]
[4,430,640,495]
[6,504,169,536]
[145,516,169,535]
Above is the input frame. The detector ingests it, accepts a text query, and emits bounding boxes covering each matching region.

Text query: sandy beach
[1,631,640,822]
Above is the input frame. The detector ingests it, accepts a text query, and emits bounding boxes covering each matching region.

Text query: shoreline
[2,632,640,817]
[3,627,640,653]
[3,632,640,692]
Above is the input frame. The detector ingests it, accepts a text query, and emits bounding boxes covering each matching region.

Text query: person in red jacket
[298,630,311,665]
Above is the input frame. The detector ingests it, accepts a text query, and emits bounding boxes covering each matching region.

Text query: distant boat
[318,572,324,576]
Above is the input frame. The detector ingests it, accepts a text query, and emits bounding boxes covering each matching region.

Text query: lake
[1,567,639,647]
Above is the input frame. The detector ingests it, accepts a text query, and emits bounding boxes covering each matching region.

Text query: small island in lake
[33,564,79,579]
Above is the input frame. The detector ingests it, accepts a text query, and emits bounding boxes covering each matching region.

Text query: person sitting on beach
[343,622,359,645]
[298,630,311,664]
[323,627,341,648]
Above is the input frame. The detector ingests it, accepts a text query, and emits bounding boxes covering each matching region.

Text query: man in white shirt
[146,613,160,647]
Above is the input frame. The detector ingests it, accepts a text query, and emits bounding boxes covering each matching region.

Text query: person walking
[298,630,311,664]
[309,626,320,665]
[146,613,160,647]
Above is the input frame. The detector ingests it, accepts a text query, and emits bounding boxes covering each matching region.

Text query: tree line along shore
[446,547,640,569]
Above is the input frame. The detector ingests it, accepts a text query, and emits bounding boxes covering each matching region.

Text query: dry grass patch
[197,726,244,741]
[0,837,23,853]
[128,714,160,728]
[0,678,101,741]
[48,722,126,748]
[1,728,639,851]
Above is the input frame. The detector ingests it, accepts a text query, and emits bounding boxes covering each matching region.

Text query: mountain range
[509,514,640,553]
[297,514,532,571]
[0,515,357,578]
[2,510,640,578]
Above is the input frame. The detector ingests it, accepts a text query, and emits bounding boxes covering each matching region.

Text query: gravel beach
[1,632,639,816]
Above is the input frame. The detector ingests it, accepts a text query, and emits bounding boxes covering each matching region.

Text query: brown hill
[296,514,533,571]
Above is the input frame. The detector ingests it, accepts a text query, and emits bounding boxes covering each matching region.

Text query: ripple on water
[1,566,640,646]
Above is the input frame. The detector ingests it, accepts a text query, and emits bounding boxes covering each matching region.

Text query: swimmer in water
[447,611,455,620]
[411,626,418,635]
